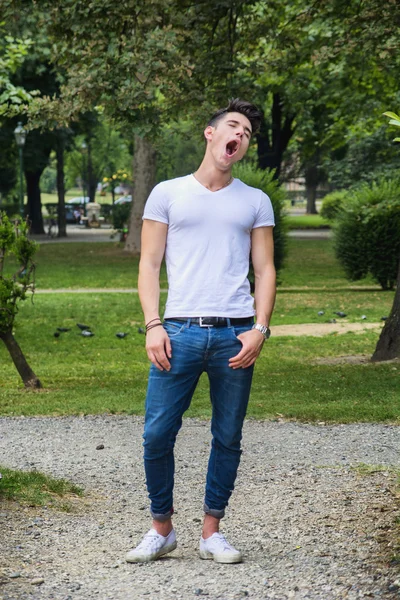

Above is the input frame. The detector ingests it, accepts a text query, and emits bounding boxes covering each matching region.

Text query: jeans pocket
[163,320,186,338]
[232,324,253,338]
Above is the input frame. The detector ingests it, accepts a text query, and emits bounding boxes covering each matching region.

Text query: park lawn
[279,239,377,288]
[0,294,399,423]
[286,214,330,230]
[4,238,377,290]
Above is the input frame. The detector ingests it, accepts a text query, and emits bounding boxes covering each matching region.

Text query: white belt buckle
[199,317,211,327]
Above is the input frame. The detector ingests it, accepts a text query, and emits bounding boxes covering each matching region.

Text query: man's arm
[228,226,276,369]
[138,219,172,371]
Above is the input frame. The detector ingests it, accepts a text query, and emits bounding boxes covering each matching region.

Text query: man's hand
[228,329,265,369]
[145,326,172,371]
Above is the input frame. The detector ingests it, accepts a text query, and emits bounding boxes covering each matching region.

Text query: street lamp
[14,122,27,217]
[81,141,88,217]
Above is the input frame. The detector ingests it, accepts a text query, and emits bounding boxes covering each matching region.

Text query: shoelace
[137,532,162,551]
[212,534,234,552]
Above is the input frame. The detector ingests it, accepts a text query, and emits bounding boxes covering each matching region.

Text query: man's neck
[194,161,233,192]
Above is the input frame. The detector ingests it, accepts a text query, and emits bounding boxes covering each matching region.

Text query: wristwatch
[252,323,271,340]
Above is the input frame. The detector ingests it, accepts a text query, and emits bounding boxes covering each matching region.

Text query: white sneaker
[126,528,177,563]
[199,532,242,564]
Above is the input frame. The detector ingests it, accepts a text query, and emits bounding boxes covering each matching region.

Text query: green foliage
[383,111,400,143]
[320,190,349,221]
[324,126,400,188]
[41,165,57,193]
[334,179,400,290]
[0,33,37,116]
[233,163,287,274]
[0,212,38,333]
[111,203,130,232]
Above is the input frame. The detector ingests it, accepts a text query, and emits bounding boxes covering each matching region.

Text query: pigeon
[317,311,325,316]
[335,312,347,318]
[381,316,388,321]
[116,332,129,339]
[57,327,71,332]
[361,315,367,320]
[329,319,337,324]
[54,332,60,338]
[81,330,94,337]
[138,327,145,334]
[77,323,91,331]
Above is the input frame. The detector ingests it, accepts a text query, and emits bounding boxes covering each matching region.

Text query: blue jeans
[143,318,254,522]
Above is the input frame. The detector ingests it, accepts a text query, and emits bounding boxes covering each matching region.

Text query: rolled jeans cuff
[203,503,225,519]
[150,507,174,522]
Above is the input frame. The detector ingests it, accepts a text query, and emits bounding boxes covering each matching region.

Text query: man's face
[204,112,252,168]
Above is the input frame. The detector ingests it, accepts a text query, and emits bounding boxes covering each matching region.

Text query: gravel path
[0,417,399,600]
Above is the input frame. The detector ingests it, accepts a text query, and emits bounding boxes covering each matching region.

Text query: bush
[232,163,288,276]
[0,202,21,218]
[320,190,349,221]
[111,203,131,231]
[334,179,400,290]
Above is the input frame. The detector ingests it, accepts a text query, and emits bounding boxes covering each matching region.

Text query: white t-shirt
[143,174,275,318]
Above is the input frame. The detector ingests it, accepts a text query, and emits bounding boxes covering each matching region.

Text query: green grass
[41,188,114,206]
[274,290,393,324]
[279,239,378,288]
[286,214,330,230]
[5,243,168,289]
[0,465,83,508]
[0,294,399,422]
[1,238,398,423]
[4,238,378,291]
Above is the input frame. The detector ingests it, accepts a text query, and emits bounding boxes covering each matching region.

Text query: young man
[126,99,276,564]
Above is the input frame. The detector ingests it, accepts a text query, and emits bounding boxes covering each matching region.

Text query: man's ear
[204,125,214,142]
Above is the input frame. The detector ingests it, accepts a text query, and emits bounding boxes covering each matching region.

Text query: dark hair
[207,99,262,135]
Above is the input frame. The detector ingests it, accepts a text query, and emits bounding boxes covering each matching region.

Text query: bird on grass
[335,311,347,318]
[116,332,129,339]
[81,330,95,337]
[77,323,91,331]
[138,327,145,334]
[317,311,325,316]
[54,332,60,338]
[57,327,71,332]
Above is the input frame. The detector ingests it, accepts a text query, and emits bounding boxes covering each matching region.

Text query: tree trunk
[305,164,318,214]
[124,135,156,255]
[25,170,45,234]
[1,329,42,388]
[371,257,400,361]
[256,92,295,179]
[56,132,67,237]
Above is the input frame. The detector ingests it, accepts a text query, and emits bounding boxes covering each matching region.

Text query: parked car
[114,195,132,204]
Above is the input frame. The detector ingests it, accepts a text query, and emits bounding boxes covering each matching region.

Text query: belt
[165,317,254,328]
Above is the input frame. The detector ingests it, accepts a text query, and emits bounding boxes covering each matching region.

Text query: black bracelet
[146,322,164,334]
[146,317,162,329]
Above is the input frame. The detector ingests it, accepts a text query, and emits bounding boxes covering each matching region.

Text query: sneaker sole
[199,549,242,564]
[126,541,177,563]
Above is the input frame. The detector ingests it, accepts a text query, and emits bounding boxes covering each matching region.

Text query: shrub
[111,202,131,232]
[232,163,288,276]
[334,179,400,289]
[320,190,349,221]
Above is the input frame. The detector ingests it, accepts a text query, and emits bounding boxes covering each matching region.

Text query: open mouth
[225,139,240,157]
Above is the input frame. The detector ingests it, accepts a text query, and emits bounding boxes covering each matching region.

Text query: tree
[371,111,400,362]
[0,213,41,388]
